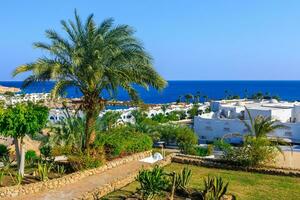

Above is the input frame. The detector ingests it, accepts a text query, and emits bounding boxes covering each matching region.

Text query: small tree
[0,103,48,176]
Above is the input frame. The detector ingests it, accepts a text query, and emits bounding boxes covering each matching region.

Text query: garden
[104,163,300,200]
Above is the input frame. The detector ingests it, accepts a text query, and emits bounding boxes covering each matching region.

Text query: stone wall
[172,154,300,177]
[76,153,175,200]
[0,151,152,198]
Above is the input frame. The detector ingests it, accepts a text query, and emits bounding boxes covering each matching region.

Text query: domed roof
[270,99,279,103]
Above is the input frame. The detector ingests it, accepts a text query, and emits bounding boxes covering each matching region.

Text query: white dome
[270,99,279,103]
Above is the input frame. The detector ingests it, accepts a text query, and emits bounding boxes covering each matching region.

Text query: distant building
[194,99,300,144]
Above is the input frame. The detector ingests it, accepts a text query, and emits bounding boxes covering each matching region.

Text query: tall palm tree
[13,11,166,151]
[243,107,287,138]
[194,91,201,103]
[184,94,193,104]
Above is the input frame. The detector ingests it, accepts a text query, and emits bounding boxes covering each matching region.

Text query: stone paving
[8,160,150,200]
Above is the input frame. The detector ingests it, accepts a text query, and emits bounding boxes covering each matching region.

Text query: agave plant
[136,166,169,200]
[202,176,229,200]
[169,167,192,199]
[177,167,192,192]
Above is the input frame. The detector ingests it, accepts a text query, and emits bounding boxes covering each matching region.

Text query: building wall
[271,109,292,122]
[194,116,300,143]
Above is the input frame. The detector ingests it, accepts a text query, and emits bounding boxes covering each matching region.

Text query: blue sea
[1,81,300,104]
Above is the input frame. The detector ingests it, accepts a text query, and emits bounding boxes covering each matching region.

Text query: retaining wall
[0,151,152,198]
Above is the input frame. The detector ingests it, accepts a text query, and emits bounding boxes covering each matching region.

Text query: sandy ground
[274,151,300,170]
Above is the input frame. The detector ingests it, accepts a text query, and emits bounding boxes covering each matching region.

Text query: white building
[194,99,300,144]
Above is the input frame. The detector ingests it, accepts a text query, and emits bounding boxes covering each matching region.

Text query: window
[223,127,230,132]
[205,126,213,131]
[284,131,292,137]
[200,136,206,139]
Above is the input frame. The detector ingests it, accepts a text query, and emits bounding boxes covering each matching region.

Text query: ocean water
[1,81,300,104]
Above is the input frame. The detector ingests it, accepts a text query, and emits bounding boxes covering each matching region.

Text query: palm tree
[13,11,166,151]
[243,107,287,138]
[203,95,208,102]
[184,94,193,104]
[194,91,201,103]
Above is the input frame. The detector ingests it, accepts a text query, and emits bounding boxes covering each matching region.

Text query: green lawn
[106,163,300,200]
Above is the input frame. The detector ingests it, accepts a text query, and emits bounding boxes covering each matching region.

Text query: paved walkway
[8,160,150,200]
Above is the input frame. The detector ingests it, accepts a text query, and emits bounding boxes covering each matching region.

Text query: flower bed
[0,151,152,198]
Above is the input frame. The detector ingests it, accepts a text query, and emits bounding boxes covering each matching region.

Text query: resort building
[194,99,300,144]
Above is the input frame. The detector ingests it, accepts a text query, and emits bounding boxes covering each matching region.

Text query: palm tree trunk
[85,111,97,150]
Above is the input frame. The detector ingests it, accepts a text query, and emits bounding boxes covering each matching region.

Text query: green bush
[194,146,209,156]
[217,137,279,167]
[0,144,8,157]
[39,145,52,159]
[68,153,103,171]
[176,126,198,154]
[95,126,153,159]
[25,150,38,164]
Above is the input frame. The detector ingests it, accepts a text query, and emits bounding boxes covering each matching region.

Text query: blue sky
[1,1,300,80]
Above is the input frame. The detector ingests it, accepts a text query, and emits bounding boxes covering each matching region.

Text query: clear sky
[1,1,300,81]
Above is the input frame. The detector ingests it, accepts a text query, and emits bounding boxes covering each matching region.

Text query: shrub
[95,126,153,159]
[136,165,169,200]
[68,152,104,171]
[176,126,198,154]
[194,146,209,156]
[39,145,52,159]
[51,145,73,157]
[236,136,279,167]
[187,104,202,119]
[0,144,8,158]
[25,150,38,164]
[218,137,279,167]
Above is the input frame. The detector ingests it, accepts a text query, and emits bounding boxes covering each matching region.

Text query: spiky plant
[13,10,167,152]
[202,176,229,200]
[243,107,287,138]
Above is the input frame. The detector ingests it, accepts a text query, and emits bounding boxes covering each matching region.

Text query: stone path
[8,160,150,200]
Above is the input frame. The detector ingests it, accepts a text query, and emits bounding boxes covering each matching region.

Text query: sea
[1,81,300,104]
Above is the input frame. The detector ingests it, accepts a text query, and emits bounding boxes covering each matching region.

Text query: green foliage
[136,166,169,200]
[184,94,194,104]
[176,127,198,154]
[13,11,166,148]
[95,126,153,158]
[49,114,86,153]
[4,91,14,97]
[213,139,232,152]
[0,170,4,186]
[25,150,38,164]
[55,164,66,177]
[187,104,202,119]
[0,144,8,157]
[175,167,192,193]
[68,153,103,171]
[194,146,209,157]
[39,145,52,159]
[202,176,229,200]
[0,102,49,139]
[13,172,23,185]
[97,111,121,131]
[131,110,148,124]
[36,162,53,181]
[151,111,182,123]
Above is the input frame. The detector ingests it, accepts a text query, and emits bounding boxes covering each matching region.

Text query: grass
[105,163,300,200]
